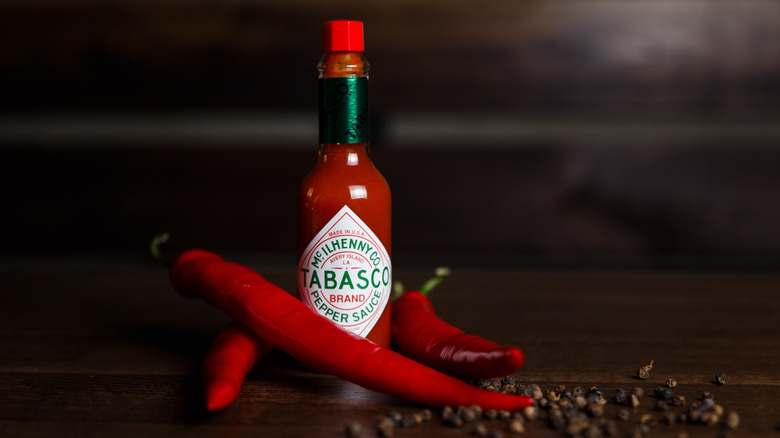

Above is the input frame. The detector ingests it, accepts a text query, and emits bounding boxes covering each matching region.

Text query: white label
[298,205,391,338]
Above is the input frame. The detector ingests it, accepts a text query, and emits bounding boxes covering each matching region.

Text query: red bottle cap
[323,20,364,52]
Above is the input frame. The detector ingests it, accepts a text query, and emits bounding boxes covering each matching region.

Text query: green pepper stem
[391,267,450,302]
[150,233,174,267]
[419,267,450,296]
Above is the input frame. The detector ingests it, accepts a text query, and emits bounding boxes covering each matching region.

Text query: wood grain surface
[1,256,778,437]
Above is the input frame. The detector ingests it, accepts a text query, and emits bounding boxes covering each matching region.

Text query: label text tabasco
[297,206,391,337]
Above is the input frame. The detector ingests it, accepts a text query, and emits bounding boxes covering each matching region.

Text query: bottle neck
[318,51,370,78]
[318,51,370,147]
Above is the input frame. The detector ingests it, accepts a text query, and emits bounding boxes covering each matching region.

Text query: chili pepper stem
[392,281,405,302]
[150,233,174,267]
[391,267,450,302]
[419,267,450,296]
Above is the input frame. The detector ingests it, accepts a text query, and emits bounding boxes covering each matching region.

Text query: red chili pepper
[168,249,533,410]
[201,321,274,411]
[391,269,525,379]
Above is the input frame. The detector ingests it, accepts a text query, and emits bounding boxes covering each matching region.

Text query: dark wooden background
[2,0,780,267]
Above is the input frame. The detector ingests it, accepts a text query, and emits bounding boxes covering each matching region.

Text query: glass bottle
[297,20,392,348]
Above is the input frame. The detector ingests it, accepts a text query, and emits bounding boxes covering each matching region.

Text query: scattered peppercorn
[636,360,654,380]
[458,405,480,423]
[614,389,628,405]
[344,422,363,438]
[640,413,657,426]
[716,373,727,385]
[387,410,402,425]
[522,405,538,421]
[725,411,739,430]
[445,414,465,428]
[400,413,417,428]
[586,402,604,417]
[471,422,488,436]
[448,376,740,437]
[508,419,525,434]
[530,384,543,400]
[376,416,394,437]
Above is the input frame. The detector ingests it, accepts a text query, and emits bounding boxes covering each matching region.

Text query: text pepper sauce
[297,20,392,348]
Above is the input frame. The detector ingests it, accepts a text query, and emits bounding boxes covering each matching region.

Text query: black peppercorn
[501,384,516,394]
[345,422,363,438]
[640,414,657,426]
[471,422,488,436]
[508,419,525,434]
[725,411,740,430]
[636,360,654,380]
[445,414,464,428]
[376,416,394,437]
[523,406,538,421]
[458,405,479,423]
[387,410,402,425]
[400,414,417,428]
[614,388,628,405]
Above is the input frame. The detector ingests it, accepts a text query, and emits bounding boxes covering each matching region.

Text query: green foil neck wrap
[319,77,369,144]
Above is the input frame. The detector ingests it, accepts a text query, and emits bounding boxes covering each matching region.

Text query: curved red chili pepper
[201,321,274,411]
[392,289,525,380]
[169,249,533,410]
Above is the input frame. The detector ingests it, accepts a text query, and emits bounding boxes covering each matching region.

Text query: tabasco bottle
[297,20,392,348]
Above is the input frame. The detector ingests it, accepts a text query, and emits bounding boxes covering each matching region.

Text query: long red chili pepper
[391,269,525,379]
[201,321,274,411]
[168,249,533,410]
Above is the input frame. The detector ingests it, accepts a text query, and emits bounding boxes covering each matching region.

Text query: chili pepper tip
[204,378,239,412]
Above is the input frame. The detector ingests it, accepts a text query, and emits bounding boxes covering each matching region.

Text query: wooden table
[1,255,778,437]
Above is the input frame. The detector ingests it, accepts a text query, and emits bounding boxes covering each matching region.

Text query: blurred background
[2,0,779,270]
